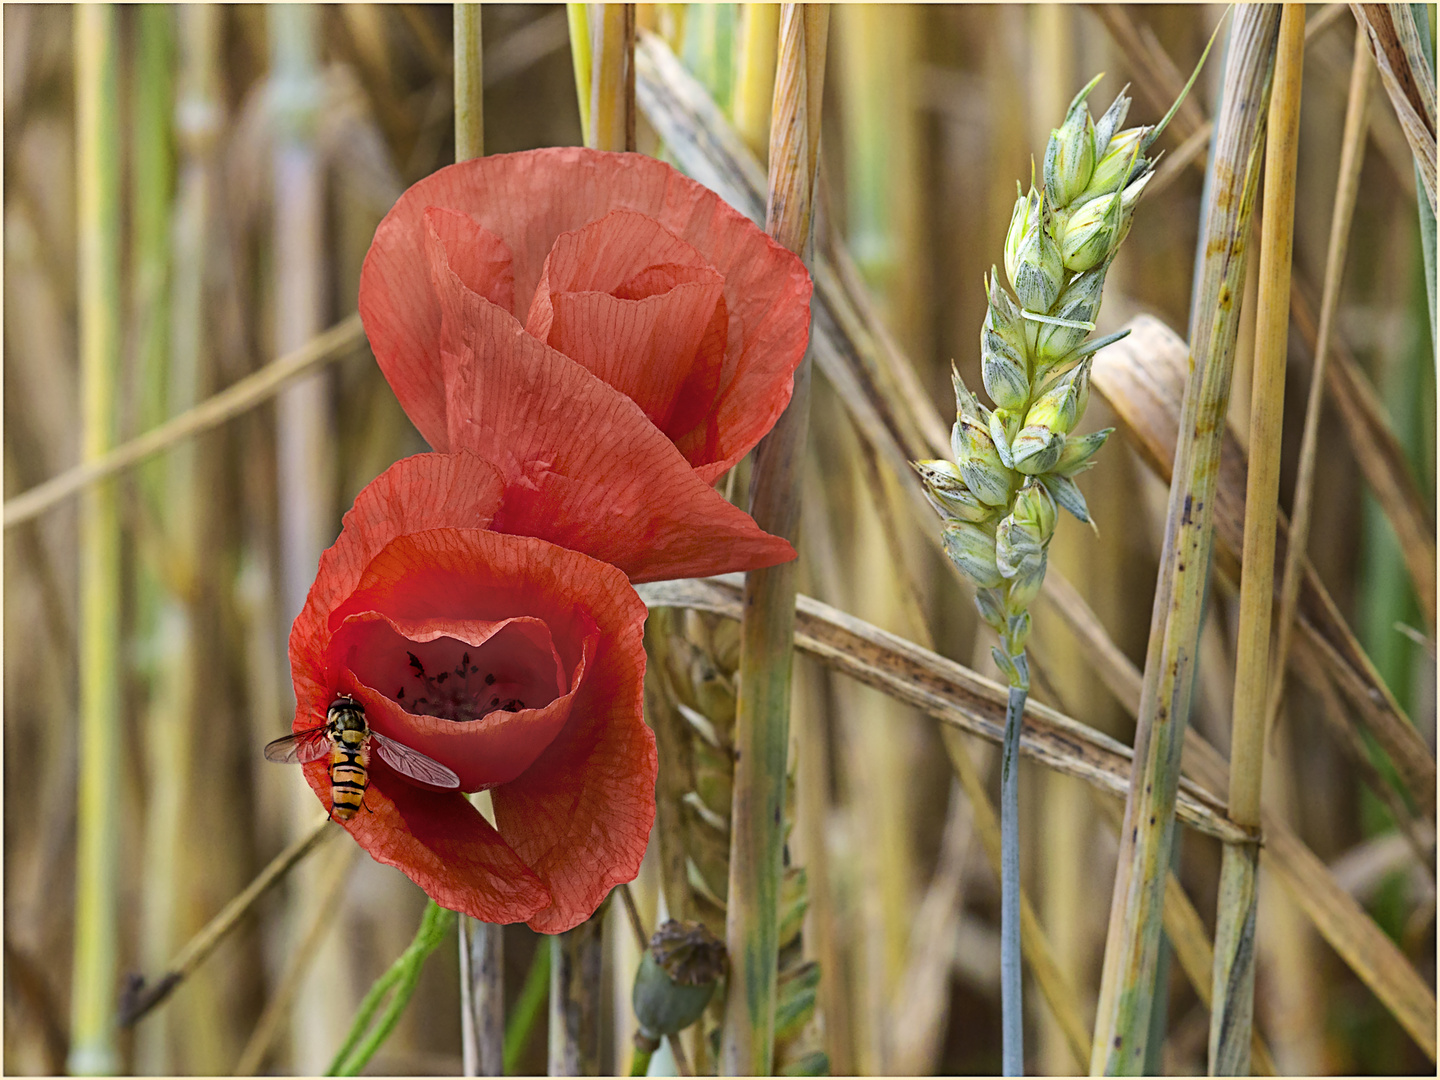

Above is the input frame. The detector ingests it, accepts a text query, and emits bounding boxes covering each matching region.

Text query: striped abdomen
[328,728,370,821]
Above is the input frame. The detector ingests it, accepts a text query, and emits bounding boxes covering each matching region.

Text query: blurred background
[4,4,1434,1075]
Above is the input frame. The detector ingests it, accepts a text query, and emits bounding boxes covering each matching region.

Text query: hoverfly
[264,695,460,820]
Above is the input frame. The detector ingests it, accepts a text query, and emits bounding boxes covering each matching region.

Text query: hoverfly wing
[263,728,332,765]
[371,732,462,789]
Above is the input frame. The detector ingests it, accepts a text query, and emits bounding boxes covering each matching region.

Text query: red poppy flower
[290,451,656,932]
[358,144,812,491]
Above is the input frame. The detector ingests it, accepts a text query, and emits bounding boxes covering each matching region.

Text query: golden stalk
[69,6,123,1073]
[1263,24,1375,779]
[732,5,780,161]
[589,3,636,152]
[1208,8,1305,1073]
[1090,9,1281,1072]
[721,6,828,1074]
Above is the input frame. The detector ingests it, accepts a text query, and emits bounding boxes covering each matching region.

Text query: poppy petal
[426,227,797,583]
[360,207,514,451]
[302,760,551,924]
[359,147,811,478]
[289,452,507,730]
[523,210,727,436]
[490,565,655,934]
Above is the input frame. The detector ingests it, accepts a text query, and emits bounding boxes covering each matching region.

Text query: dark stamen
[484,673,496,685]
[408,652,425,675]
[396,687,405,699]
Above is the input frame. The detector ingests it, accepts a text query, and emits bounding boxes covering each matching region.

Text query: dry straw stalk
[1208,8,1305,1072]
[1089,9,1281,1072]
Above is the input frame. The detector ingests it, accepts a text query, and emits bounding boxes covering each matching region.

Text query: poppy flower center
[340,620,568,723]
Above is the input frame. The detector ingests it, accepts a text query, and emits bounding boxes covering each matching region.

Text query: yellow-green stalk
[721,8,828,1074]
[1262,18,1372,754]
[70,6,123,1073]
[1208,11,1305,1072]
[131,5,181,1074]
[454,5,484,161]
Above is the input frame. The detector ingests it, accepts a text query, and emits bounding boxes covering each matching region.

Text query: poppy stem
[502,936,551,1075]
[720,7,828,1076]
[326,900,457,1076]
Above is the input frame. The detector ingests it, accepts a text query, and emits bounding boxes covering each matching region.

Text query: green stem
[630,1043,655,1077]
[720,9,828,1074]
[70,6,123,1073]
[327,901,457,1076]
[1000,681,1027,1076]
[502,936,551,1075]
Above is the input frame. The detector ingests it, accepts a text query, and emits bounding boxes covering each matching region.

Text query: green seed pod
[914,460,993,523]
[1034,266,1107,369]
[1006,610,1033,653]
[1086,127,1146,199]
[954,416,1013,506]
[981,273,1031,410]
[974,587,1007,631]
[1057,188,1122,273]
[1010,425,1064,475]
[988,407,1021,470]
[1044,95,1097,210]
[1003,183,1040,290]
[1024,359,1091,438]
[1092,86,1132,159]
[951,365,988,426]
[943,520,1004,589]
[632,920,726,1040]
[982,328,1029,411]
[1051,426,1112,477]
[995,514,1045,579]
[1010,208,1065,313]
[1012,479,1058,543]
[1004,550,1048,615]
[1041,472,1093,526]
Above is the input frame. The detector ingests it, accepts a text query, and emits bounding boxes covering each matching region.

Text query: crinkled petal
[359,147,812,477]
[426,224,796,583]
[360,211,514,451]
[524,210,727,437]
[490,553,655,933]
